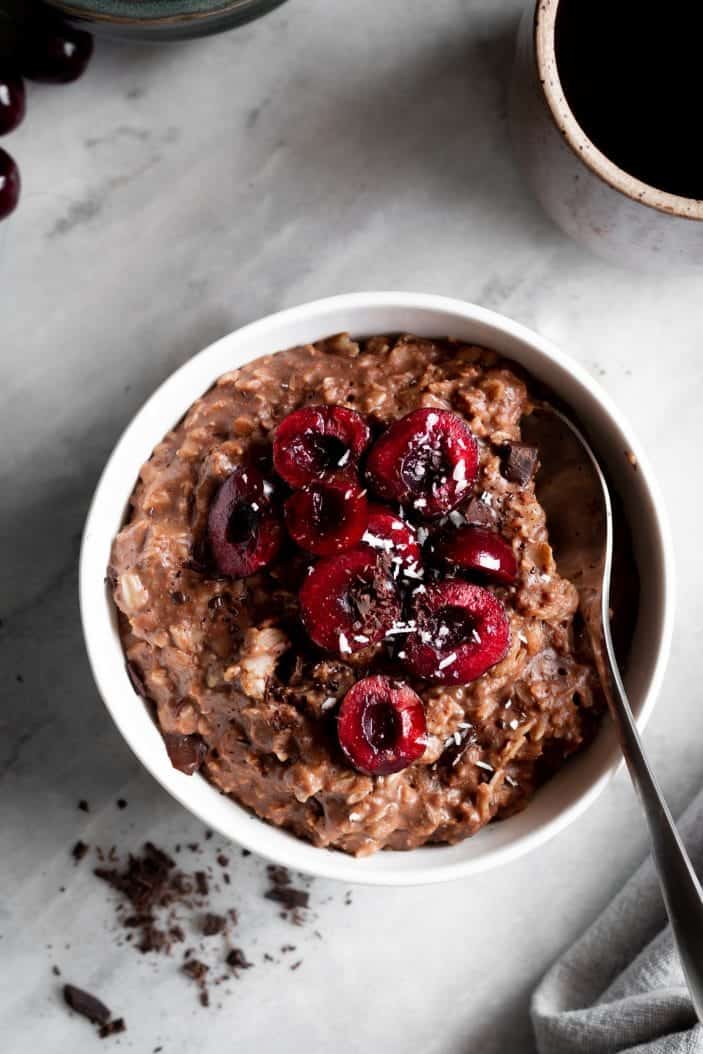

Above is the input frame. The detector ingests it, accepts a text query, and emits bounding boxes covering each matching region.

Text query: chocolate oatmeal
[110,334,614,857]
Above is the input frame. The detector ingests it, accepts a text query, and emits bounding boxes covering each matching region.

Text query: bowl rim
[79,291,675,885]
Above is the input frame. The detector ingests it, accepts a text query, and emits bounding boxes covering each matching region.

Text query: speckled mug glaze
[510,0,703,272]
[45,0,288,40]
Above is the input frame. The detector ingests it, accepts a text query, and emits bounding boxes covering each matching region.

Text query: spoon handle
[605,641,703,1019]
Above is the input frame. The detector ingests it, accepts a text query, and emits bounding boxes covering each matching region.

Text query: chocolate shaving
[498,442,539,486]
[63,984,111,1026]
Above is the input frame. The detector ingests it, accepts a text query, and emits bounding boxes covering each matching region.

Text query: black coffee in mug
[555,0,703,200]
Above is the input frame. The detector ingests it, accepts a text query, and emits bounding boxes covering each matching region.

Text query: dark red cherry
[363,505,423,581]
[298,548,401,655]
[273,404,371,488]
[433,526,518,585]
[337,676,427,776]
[366,408,478,518]
[20,23,94,84]
[0,148,20,221]
[0,74,25,135]
[285,476,368,556]
[207,466,282,578]
[404,580,510,684]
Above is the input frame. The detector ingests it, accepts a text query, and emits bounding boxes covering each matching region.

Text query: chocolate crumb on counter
[78,800,90,813]
[63,984,112,1026]
[99,1017,126,1039]
[201,913,226,937]
[116,798,128,810]
[71,840,89,864]
[225,948,253,973]
[263,864,310,915]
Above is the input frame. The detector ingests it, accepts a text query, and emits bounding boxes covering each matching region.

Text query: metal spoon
[523,404,703,1021]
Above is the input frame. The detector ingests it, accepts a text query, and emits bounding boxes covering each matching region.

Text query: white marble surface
[1,1,701,1050]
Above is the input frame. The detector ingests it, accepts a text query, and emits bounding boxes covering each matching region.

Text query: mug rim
[534,0,703,222]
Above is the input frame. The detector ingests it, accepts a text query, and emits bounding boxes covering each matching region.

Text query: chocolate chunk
[216,853,229,867]
[498,442,539,486]
[264,886,309,911]
[163,732,206,776]
[125,661,147,698]
[52,965,61,977]
[201,913,226,937]
[464,496,497,527]
[195,871,209,896]
[226,948,253,971]
[99,1018,126,1039]
[71,840,89,864]
[290,960,302,971]
[63,984,111,1026]
[170,590,188,605]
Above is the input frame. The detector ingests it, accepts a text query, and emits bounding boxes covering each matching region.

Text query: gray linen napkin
[532,789,703,1054]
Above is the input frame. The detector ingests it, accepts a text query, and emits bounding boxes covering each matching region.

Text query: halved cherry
[433,526,518,585]
[362,504,423,580]
[207,466,282,578]
[273,404,371,488]
[337,675,427,776]
[366,408,478,518]
[285,476,368,556]
[404,580,510,684]
[299,548,400,655]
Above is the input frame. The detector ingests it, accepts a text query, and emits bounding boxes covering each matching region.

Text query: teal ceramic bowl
[44,0,289,40]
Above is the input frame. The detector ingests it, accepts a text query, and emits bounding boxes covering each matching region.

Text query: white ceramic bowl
[79,292,674,885]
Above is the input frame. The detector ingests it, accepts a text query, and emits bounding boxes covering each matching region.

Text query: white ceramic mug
[510,0,703,272]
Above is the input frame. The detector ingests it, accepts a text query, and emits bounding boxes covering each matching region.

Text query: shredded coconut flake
[338,632,352,655]
[438,652,457,670]
[321,697,337,712]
